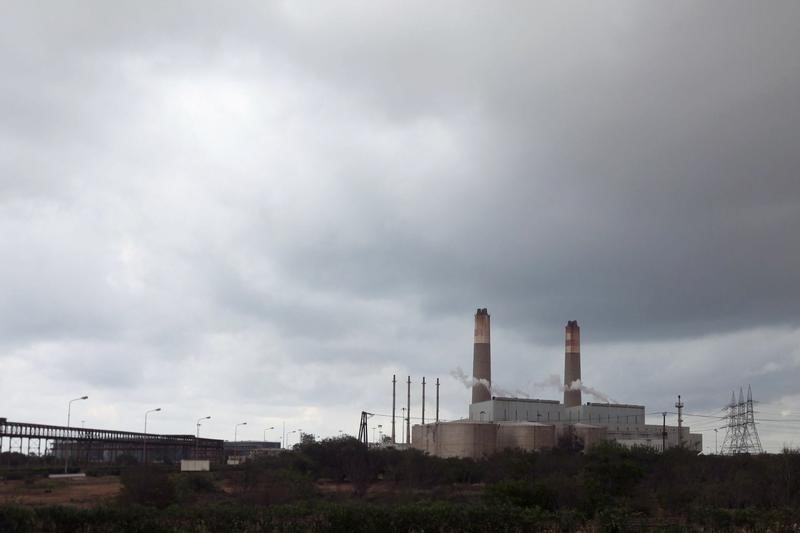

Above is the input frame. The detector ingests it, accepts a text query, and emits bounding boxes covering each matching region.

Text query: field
[0,476,121,507]
[2,439,800,531]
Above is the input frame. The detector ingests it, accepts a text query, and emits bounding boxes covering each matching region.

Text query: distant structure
[0,418,224,464]
[471,309,491,403]
[720,385,763,455]
[564,320,581,407]
[412,309,702,458]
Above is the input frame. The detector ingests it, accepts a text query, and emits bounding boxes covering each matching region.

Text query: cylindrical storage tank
[413,422,497,459]
[497,423,556,452]
[574,423,607,449]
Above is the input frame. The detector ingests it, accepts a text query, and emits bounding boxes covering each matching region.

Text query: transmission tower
[720,385,763,455]
[357,411,373,445]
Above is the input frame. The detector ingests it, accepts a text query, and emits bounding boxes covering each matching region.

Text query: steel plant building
[412,310,702,458]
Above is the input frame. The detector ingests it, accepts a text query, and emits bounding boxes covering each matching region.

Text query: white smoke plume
[534,374,618,404]
[450,367,490,392]
[567,379,618,404]
[449,368,615,402]
[449,367,515,397]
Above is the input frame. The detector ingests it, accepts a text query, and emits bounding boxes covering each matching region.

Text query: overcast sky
[2,1,799,452]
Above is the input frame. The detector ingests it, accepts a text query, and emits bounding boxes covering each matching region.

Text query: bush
[119,466,176,509]
[484,479,557,511]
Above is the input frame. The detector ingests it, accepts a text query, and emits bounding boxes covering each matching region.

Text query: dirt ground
[0,476,121,507]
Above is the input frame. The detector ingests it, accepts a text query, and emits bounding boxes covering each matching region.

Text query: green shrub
[484,479,557,511]
[119,466,176,509]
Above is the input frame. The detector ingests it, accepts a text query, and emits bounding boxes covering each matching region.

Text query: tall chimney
[564,320,581,407]
[471,308,491,403]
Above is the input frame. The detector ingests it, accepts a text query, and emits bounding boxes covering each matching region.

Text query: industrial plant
[412,309,702,458]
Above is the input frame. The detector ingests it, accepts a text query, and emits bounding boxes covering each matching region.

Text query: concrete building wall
[606,424,702,452]
[470,398,644,430]
[573,403,646,429]
[470,398,564,423]
[496,423,555,452]
[412,422,497,459]
[573,424,608,449]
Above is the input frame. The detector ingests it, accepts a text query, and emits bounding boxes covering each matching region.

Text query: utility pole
[661,412,667,452]
[422,377,426,425]
[675,395,684,447]
[714,428,718,454]
[406,376,411,445]
[392,375,397,444]
[435,378,440,423]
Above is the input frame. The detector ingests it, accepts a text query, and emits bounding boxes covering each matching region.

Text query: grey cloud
[1,1,799,448]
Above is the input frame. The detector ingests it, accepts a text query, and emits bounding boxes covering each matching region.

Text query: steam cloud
[450,367,491,393]
[450,369,616,404]
[449,367,515,397]
[534,374,618,404]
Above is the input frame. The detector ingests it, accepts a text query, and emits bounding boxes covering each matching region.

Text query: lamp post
[196,416,211,459]
[143,408,161,464]
[401,407,406,443]
[263,426,274,442]
[65,396,88,474]
[235,422,247,442]
[714,428,719,454]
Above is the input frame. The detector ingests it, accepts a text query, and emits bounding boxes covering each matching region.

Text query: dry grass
[0,476,121,507]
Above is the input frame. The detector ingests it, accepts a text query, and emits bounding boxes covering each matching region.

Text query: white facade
[468,397,702,453]
[180,459,210,472]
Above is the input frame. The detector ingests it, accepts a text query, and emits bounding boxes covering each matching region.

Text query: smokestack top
[474,308,490,344]
[565,320,580,354]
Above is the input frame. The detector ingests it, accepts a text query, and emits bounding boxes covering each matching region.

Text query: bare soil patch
[0,476,120,507]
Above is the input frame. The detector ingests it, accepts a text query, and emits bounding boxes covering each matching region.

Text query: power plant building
[412,309,702,458]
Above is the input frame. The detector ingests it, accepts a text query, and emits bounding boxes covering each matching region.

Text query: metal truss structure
[0,417,224,464]
[719,385,763,455]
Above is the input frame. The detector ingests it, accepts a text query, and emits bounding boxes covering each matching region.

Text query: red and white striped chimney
[471,308,491,403]
[564,320,581,407]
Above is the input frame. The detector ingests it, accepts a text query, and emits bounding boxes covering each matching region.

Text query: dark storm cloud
[257,1,800,341]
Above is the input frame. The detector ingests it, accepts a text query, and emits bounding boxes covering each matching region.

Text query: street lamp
[65,396,88,474]
[235,422,247,442]
[196,416,211,459]
[263,426,274,442]
[714,428,719,454]
[143,408,161,464]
